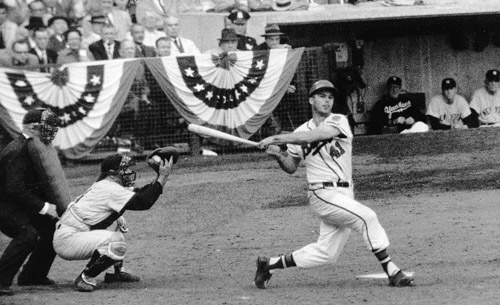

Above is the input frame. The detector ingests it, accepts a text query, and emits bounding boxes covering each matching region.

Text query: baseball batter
[53,153,173,292]
[254,80,414,289]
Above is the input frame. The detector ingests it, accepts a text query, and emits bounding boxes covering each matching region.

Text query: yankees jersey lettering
[287,113,353,184]
[426,94,471,127]
[68,179,135,226]
[470,87,500,124]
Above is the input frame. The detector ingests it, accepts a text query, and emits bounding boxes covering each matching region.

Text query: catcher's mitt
[146,146,179,172]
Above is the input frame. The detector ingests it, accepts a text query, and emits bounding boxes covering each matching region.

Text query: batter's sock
[268,254,296,273]
[373,249,400,276]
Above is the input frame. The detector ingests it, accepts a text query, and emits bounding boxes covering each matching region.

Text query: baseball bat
[187,124,258,147]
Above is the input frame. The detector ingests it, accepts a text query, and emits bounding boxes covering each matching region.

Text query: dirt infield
[2,128,500,304]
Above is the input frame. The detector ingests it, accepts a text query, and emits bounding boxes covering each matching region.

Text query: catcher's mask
[23,108,60,144]
[98,154,137,187]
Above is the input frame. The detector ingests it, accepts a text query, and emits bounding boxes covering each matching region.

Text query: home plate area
[356,272,415,279]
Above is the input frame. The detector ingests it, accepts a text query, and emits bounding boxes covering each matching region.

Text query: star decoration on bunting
[185,67,195,77]
[255,60,264,70]
[194,83,204,92]
[84,94,95,103]
[78,107,87,114]
[240,84,248,93]
[62,113,71,123]
[24,96,35,105]
[206,91,213,99]
[90,75,101,86]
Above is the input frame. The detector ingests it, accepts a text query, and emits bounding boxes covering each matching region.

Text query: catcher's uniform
[53,179,162,261]
[287,113,390,269]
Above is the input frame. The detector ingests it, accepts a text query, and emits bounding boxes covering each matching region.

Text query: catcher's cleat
[74,273,96,292]
[388,270,414,287]
[104,271,141,283]
[254,256,272,289]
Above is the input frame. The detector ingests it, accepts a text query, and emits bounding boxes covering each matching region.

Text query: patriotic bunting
[144,48,304,139]
[0,48,303,158]
[0,59,140,159]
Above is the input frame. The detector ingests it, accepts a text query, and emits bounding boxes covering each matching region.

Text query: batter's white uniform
[469,87,500,124]
[287,113,390,269]
[426,94,471,128]
[53,179,135,261]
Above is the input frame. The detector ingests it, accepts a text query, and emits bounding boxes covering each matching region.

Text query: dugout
[181,0,500,136]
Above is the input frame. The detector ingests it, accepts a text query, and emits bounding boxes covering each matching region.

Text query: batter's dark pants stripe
[311,190,377,251]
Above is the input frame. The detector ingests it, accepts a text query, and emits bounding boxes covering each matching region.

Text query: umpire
[0,109,60,296]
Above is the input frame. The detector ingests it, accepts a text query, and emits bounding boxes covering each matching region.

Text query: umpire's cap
[22,108,59,126]
[309,80,337,96]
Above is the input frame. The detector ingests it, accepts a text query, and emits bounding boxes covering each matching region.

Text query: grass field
[2,127,500,304]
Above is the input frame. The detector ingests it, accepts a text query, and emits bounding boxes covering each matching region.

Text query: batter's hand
[265,145,282,158]
[258,137,275,149]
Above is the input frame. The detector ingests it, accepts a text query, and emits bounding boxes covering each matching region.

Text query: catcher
[53,147,179,292]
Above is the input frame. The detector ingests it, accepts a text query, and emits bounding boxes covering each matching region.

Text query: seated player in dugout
[469,69,500,126]
[426,78,475,130]
[369,76,427,134]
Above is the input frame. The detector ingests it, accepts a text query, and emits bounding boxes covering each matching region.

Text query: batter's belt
[308,181,350,190]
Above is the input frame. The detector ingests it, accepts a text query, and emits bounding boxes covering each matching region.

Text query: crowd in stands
[1,0,500,152]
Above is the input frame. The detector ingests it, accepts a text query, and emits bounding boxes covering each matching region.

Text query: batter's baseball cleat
[388,270,414,287]
[74,272,96,292]
[104,271,141,283]
[254,256,272,289]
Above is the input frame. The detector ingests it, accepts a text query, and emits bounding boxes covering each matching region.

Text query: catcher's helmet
[98,154,136,187]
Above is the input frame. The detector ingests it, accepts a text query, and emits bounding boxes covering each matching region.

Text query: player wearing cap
[254,80,414,289]
[227,9,257,51]
[0,108,61,296]
[470,69,500,126]
[369,76,427,134]
[427,78,474,130]
[53,153,174,292]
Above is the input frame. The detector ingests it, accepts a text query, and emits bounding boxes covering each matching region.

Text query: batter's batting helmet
[309,80,337,96]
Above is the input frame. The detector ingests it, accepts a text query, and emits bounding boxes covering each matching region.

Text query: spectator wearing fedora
[470,69,500,126]
[20,1,52,29]
[204,28,239,55]
[47,16,69,53]
[24,16,45,48]
[255,24,291,50]
[369,76,427,134]
[427,78,474,130]
[227,9,257,51]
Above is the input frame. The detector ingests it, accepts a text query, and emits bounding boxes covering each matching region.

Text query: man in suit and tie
[0,3,19,50]
[29,26,57,72]
[164,16,200,56]
[47,16,69,53]
[89,24,120,61]
[130,24,156,58]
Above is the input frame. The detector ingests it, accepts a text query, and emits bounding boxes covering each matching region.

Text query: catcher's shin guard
[83,250,117,278]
